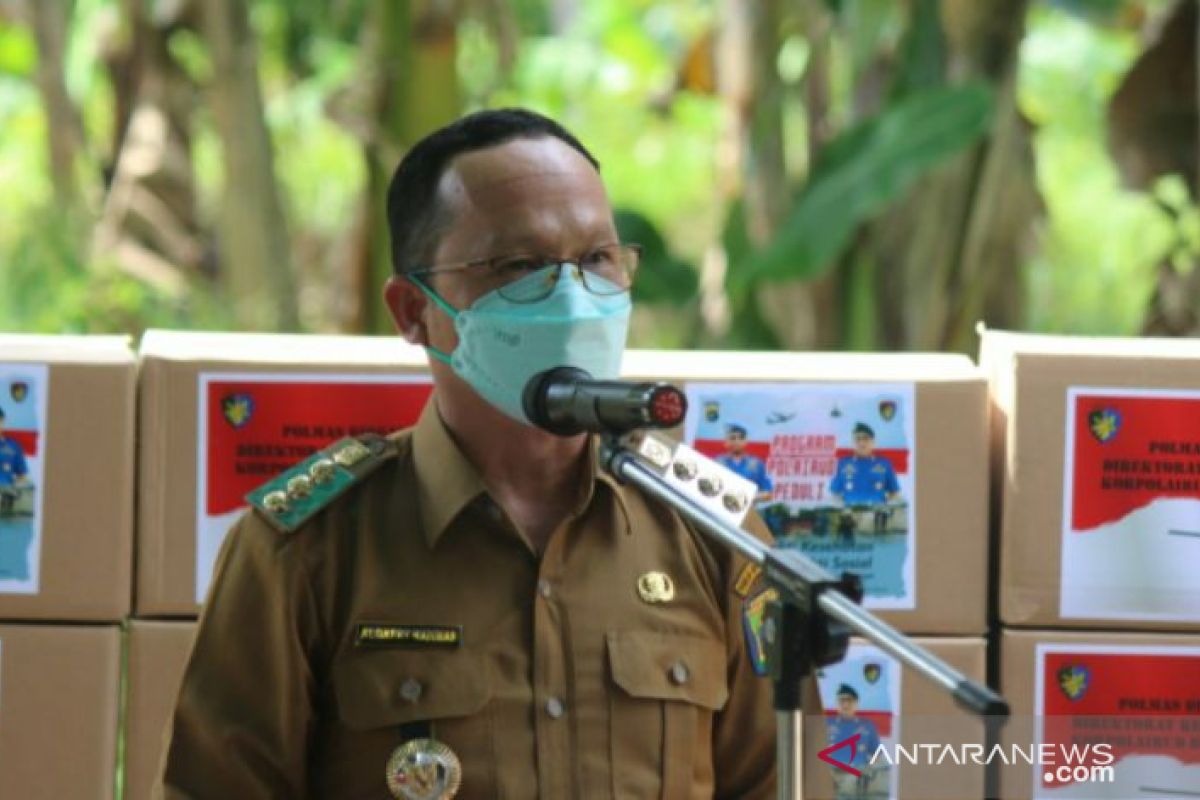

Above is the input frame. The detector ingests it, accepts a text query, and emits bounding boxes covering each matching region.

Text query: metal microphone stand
[598,432,1008,800]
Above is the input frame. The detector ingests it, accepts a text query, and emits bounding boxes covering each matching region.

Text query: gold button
[669,661,690,685]
[263,490,290,514]
[698,475,723,497]
[286,474,313,499]
[309,458,336,484]
[673,460,698,481]
[333,440,370,467]
[723,492,749,513]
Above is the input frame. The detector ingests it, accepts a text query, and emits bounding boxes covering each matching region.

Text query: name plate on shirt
[355,623,463,649]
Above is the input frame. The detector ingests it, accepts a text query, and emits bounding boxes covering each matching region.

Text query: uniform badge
[636,571,675,604]
[1088,408,1121,444]
[9,382,27,403]
[733,563,762,598]
[221,393,255,429]
[1057,664,1090,701]
[742,586,778,677]
[386,738,462,799]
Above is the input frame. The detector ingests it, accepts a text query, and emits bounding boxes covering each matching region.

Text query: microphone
[522,367,688,436]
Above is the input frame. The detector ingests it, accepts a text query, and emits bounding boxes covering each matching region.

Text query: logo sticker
[1057,664,1090,701]
[221,393,255,429]
[1087,408,1121,444]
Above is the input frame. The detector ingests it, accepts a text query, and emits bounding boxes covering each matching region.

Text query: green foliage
[1019,4,1170,334]
[615,209,698,306]
[725,82,995,299]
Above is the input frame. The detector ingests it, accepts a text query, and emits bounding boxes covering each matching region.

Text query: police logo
[1057,664,1090,701]
[1087,408,1121,444]
[704,401,720,423]
[9,382,27,403]
[221,393,255,429]
[863,663,881,684]
[879,400,896,421]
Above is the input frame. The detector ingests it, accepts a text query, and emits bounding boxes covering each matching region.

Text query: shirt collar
[410,398,631,549]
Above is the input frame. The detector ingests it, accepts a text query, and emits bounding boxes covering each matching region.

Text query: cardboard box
[980,328,1200,630]
[625,350,990,635]
[136,331,433,617]
[801,636,989,799]
[125,620,197,800]
[0,336,135,621]
[0,623,121,798]
[998,628,1200,799]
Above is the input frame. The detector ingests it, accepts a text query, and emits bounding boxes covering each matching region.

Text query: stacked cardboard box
[0,335,135,798]
[982,328,1200,799]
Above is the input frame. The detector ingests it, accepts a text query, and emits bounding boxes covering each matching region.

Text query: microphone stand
[598,432,1008,800]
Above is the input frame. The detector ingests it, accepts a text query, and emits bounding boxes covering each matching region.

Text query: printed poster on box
[816,642,901,800]
[1034,643,1200,799]
[0,364,48,595]
[1061,388,1200,622]
[684,383,916,609]
[197,373,433,602]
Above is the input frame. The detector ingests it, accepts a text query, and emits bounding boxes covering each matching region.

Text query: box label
[1035,643,1200,798]
[1061,388,1200,621]
[816,643,901,800]
[197,373,433,602]
[684,383,917,609]
[0,364,48,595]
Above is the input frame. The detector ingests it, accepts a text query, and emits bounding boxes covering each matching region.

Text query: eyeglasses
[408,243,641,304]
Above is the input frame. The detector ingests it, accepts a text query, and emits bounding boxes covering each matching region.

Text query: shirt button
[537,579,552,599]
[399,678,423,704]
[669,660,690,685]
[545,696,565,719]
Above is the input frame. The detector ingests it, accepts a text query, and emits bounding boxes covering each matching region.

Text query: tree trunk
[27,0,86,206]
[338,0,460,333]
[200,0,299,330]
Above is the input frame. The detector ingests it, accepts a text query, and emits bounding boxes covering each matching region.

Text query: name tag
[354,623,462,649]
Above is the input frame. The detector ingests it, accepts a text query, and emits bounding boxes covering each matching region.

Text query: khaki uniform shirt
[158,401,778,799]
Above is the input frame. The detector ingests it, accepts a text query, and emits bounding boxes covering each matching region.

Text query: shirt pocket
[607,630,729,800]
[332,649,494,798]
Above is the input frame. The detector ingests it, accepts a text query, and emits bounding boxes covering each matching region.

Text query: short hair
[726,424,747,437]
[386,108,600,275]
[853,422,875,439]
[837,683,859,700]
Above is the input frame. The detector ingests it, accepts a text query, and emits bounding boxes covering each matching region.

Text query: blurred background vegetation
[1,0,1198,351]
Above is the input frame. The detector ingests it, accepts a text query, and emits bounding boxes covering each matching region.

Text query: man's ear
[383,275,429,346]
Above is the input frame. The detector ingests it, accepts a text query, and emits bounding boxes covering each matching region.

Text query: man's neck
[436,390,590,551]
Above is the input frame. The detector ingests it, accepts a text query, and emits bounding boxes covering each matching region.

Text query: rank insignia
[1088,408,1121,444]
[386,738,462,799]
[221,393,255,429]
[1057,664,1090,701]
[733,563,762,598]
[742,586,778,677]
[637,571,675,604]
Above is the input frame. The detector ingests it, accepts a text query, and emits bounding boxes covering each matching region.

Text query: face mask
[416,264,632,426]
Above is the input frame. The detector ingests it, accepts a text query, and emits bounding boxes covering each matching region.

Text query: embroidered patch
[733,563,762,598]
[354,624,462,649]
[742,587,778,677]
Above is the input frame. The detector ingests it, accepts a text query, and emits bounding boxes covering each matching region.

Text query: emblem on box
[221,393,255,429]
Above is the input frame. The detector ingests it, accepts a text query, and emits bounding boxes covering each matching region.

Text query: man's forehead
[441,137,600,199]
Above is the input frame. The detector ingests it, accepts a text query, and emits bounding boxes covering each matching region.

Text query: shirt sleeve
[884,460,900,495]
[754,460,773,493]
[155,513,323,799]
[11,444,27,478]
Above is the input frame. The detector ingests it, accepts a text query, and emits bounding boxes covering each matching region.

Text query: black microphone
[522,367,688,436]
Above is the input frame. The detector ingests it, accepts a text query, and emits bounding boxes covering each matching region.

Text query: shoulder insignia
[742,585,779,677]
[733,562,762,598]
[246,434,395,534]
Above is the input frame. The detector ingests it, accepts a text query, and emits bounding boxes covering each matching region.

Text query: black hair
[853,422,875,438]
[385,108,600,275]
[837,683,859,700]
[727,423,747,437]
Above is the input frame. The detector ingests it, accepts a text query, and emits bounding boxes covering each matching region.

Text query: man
[825,684,883,799]
[829,423,900,534]
[0,407,29,517]
[158,109,778,798]
[715,423,773,504]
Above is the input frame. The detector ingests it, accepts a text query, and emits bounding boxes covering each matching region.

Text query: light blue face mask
[415,264,632,426]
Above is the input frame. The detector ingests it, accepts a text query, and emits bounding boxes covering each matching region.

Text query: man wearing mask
[158,108,778,799]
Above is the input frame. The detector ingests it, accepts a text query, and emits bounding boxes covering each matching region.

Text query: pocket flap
[607,630,728,711]
[333,649,491,731]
